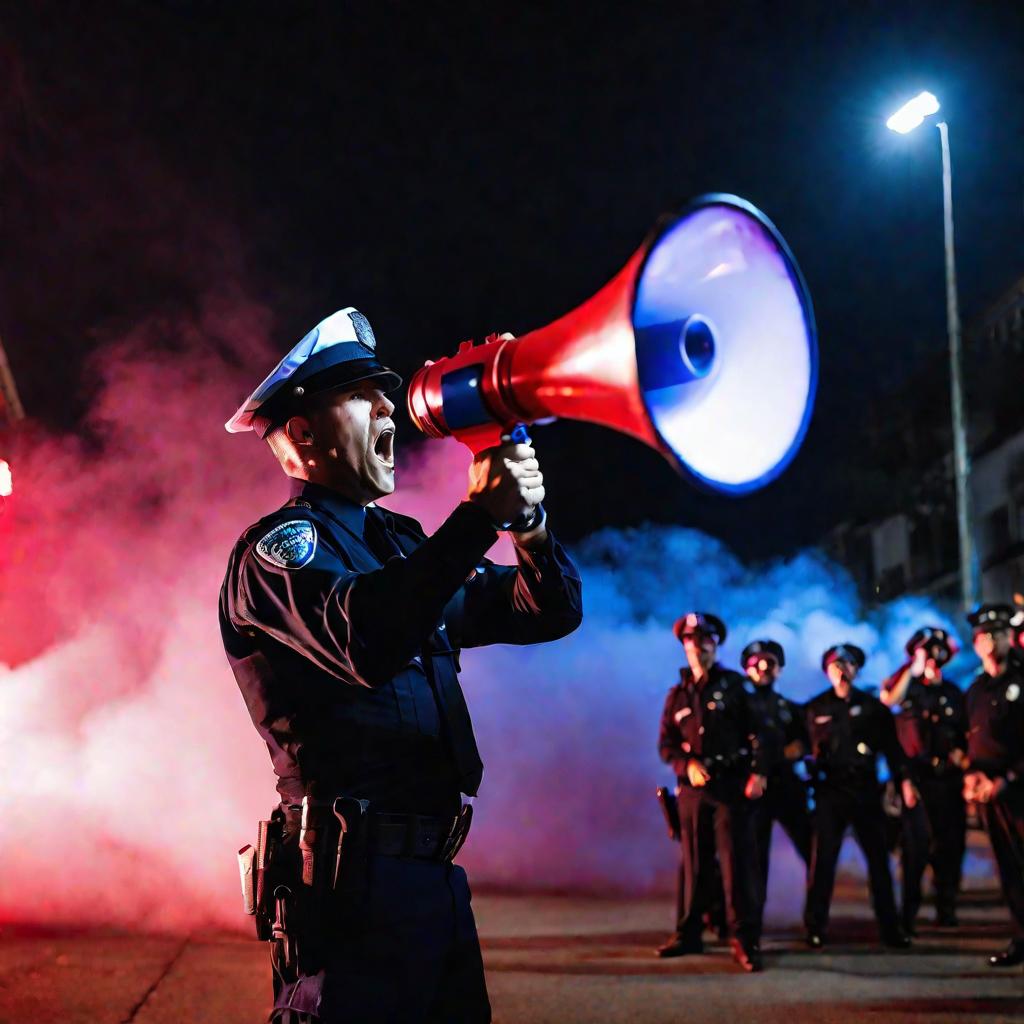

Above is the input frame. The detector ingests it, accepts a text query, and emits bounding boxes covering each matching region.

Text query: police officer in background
[219,309,583,1022]
[740,641,812,896]
[803,644,912,950]
[963,604,1024,967]
[881,627,966,933]
[657,612,766,972]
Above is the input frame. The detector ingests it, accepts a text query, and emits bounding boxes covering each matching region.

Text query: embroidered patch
[256,520,317,569]
[850,705,863,716]
[1007,683,1020,702]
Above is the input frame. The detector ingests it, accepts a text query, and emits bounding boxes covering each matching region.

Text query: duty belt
[369,811,470,861]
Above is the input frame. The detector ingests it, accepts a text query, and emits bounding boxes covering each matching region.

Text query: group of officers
[656,602,1024,973]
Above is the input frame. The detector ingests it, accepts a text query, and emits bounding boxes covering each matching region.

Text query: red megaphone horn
[407,194,817,495]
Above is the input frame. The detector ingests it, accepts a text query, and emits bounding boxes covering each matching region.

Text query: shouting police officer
[963,603,1024,968]
[803,644,911,950]
[740,640,812,898]
[219,309,583,1023]
[657,612,766,972]
[881,627,966,933]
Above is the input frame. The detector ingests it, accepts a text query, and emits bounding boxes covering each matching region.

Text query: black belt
[369,812,462,861]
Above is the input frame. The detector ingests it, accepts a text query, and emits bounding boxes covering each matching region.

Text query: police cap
[821,643,866,673]
[966,603,1018,635]
[673,611,727,645]
[226,308,403,438]
[741,639,786,668]
[904,626,958,664]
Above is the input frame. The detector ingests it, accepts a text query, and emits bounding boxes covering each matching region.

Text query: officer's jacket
[966,658,1024,781]
[744,682,808,776]
[804,685,907,788]
[658,664,764,789]
[884,670,966,775]
[220,480,583,813]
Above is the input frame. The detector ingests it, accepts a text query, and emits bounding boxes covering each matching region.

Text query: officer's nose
[375,392,396,419]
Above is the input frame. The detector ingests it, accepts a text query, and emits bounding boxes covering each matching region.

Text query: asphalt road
[1,880,1022,1024]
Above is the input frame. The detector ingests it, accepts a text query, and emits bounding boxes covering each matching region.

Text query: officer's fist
[686,759,710,788]
[467,436,544,530]
[745,774,767,800]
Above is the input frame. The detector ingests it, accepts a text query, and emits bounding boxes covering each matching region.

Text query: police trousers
[751,769,812,892]
[979,783,1024,940]
[900,772,965,926]
[675,785,763,947]
[804,783,900,938]
[271,855,490,1024]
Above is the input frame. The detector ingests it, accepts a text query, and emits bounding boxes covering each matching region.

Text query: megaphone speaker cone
[633,194,818,493]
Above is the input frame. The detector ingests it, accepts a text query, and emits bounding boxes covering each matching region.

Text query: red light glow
[0,459,11,497]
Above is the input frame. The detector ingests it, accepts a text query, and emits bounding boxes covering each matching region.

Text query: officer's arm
[879,702,910,780]
[442,529,583,649]
[880,663,913,707]
[233,504,500,686]
[658,690,686,774]
[783,700,809,758]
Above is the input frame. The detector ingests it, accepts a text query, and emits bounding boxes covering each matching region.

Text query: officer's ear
[285,415,315,446]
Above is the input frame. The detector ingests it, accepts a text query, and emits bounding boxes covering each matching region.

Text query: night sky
[2,1,1022,559]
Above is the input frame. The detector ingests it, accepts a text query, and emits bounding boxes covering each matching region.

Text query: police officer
[880,627,966,933]
[740,641,812,897]
[219,309,583,1022]
[657,612,766,972]
[803,644,911,949]
[963,604,1024,967]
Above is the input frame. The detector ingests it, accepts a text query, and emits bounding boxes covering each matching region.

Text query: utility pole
[0,333,25,425]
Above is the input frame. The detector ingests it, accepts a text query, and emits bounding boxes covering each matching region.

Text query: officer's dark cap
[904,626,958,664]
[967,603,1019,635]
[225,307,403,438]
[673,611,726,645]
[822,643,866,673]
[741,639,786,668]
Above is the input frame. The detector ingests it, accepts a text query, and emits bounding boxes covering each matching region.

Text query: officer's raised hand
[467,435,545,537]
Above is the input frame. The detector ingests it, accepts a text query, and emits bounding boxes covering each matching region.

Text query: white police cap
[226,307,402,436]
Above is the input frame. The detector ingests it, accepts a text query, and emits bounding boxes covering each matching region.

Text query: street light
[887,90,980,611]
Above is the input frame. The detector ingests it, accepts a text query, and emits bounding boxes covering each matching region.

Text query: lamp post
[887,91,980,611]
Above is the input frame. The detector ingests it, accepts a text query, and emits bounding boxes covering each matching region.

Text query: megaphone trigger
[507,423,532,447]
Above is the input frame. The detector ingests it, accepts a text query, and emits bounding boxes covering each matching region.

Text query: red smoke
[0,299,520,933]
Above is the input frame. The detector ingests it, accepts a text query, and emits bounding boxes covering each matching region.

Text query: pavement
[1,880,1022,1024]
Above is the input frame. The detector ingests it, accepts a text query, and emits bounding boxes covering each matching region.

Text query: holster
[656,785,682,842]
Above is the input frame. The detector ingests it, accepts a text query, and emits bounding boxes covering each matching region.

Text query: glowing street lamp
[886,91,940,134]
[886,91,979,610]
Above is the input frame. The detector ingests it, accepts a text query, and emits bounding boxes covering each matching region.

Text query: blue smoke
[458,522,974,916]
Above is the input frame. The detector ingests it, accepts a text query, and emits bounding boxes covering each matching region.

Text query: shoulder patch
[255,519,317,569]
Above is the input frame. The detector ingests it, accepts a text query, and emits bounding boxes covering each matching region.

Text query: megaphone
[407,194,817,494]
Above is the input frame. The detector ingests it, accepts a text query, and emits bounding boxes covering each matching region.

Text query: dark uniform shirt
[220,480,583,816]
[889,675,966,775]
[804,685,907,788]
[744,681,807,776]
[658,664,763,785]
[966,657,1024,781]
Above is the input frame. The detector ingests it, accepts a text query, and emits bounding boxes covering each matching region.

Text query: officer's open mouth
[373,427,395,468]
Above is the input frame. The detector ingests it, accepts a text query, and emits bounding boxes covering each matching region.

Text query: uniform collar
[681,663,721,687]
[289,478,368,535]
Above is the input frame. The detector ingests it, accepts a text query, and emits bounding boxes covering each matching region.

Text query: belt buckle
[412,816,443,859]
